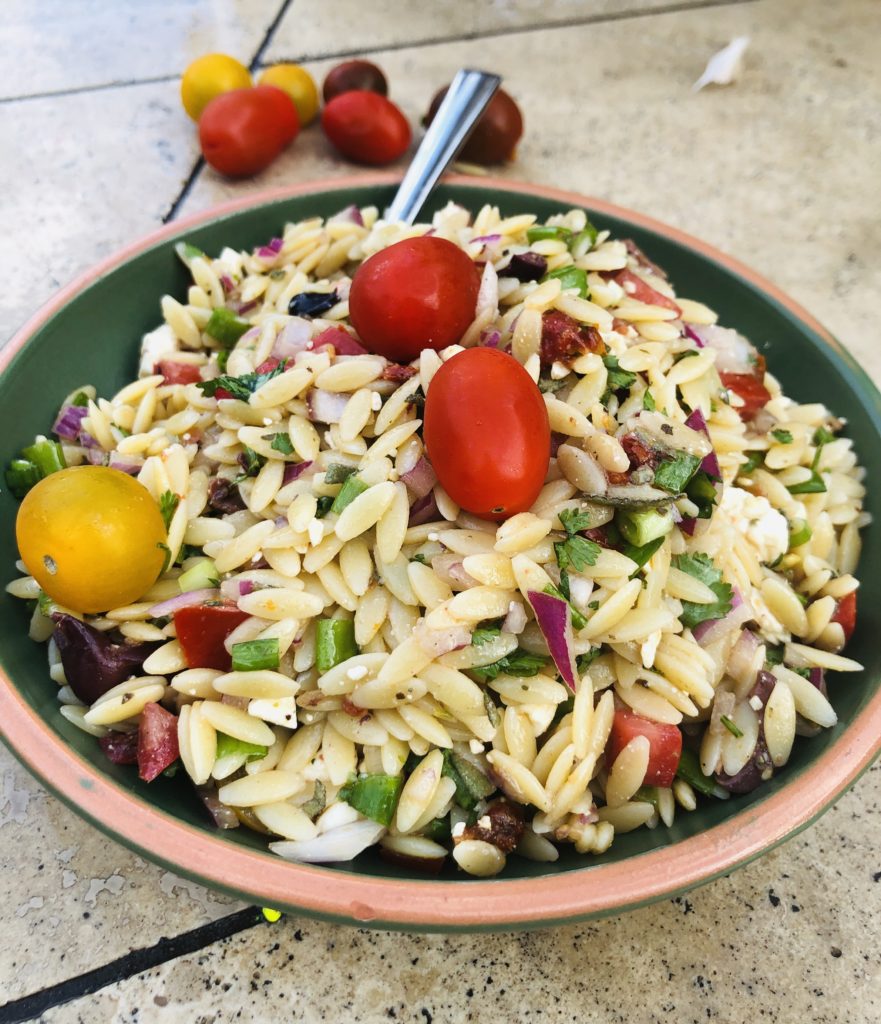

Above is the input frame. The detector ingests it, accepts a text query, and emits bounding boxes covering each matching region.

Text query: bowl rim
[2,172,880,930]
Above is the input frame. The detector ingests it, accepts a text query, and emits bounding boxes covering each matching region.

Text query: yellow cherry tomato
[258,64,320,127]
[181,53,252,122]
[16,467,168,614]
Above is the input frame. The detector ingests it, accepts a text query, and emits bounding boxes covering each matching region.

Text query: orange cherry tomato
[423,347,551,521]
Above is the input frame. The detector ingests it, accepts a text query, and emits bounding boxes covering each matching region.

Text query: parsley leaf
[470,648,550,682]
[471,627,502,646]
[771,429,793,444]
[653,451,701,493]
[538,376,567,394]
[559,507,595,536]
[197,360,286,401]
[269,433,294,455]
[740,451,764,475]
[159,491,179,531]
[672,553,734,629]
[576,647,602,672]
[324,463,356,485]
[543,584,587,631]
[554,535,601,572]
[813,426,835,446]
[235,446,265,482]
[315,495,334,518]
[642,389,656,412]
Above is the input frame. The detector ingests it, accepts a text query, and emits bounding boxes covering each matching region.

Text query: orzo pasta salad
[5,201,866,877]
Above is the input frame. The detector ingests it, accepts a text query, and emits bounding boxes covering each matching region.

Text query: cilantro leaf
[471,627,502,646]
[740,451,764,475]
[159,490,179,531]
[771,429,793,444]
[269,433,294,455]
[554,534,601,572]
[672,552,734,629]
[642,389,656,412]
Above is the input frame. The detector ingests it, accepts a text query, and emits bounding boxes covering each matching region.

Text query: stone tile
[0,743,243,1003]
[264,0,733,62]
[1,0,284,100]
[40,767,881,1023]
[0,80,198,343]
[184,0,881,383]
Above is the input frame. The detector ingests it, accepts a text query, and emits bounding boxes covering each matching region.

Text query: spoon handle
[384,68,501,225]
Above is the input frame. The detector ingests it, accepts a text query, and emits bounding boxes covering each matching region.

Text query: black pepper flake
[661,423,674,435]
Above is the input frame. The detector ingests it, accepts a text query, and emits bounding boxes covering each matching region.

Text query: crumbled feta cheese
[262,417,272,426]
[247,696,298,728]
[550,360,569,380]
[720,486,789,565]
[307,519,324,546]
[139,323,177,377]
[476,815,492,830]
[182,433,191,442]
[640,629,662,669]
[469,739,485,754]
[427,532,439,542]
[451,821,466,839]
[251,551,263,563]
[346,665,368,681]
[371,392,382,411]
[749,588,789,645]
[749,695,763,711]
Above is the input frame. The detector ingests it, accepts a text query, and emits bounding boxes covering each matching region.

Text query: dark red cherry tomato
[199,85,299,178]
[423,348,551,521]
[349,236,479,361]
[424,87,523,165]
[606,709,682,787]
[321,91,410,166]
[322,60,388,102]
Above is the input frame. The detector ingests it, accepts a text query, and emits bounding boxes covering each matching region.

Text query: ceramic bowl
[2,175,879,930]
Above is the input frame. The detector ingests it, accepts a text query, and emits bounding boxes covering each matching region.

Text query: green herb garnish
[159,490,179,531]
[672,553,734,630]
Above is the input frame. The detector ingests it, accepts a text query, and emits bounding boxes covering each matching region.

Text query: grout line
[1,0,756,106]
[0,908,265,1024]
[160,0,295,225]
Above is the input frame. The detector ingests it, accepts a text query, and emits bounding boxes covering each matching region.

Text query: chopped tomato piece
[313,326,368,356]
[831,590,856,642]
[381,363,418,383]
[606,709,682,787]
[174,602,250,671]
[605,268,681,315]
[156,360,202,385]
[137,702,180,782]
[539,310,605,365]
[720,371,772,421]
[254,356,283,374]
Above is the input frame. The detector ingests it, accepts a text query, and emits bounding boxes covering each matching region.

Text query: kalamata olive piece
[424,86,523,165]
[323,60,388,102]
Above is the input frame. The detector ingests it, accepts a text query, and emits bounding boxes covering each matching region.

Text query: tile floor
[1,0,880,1020]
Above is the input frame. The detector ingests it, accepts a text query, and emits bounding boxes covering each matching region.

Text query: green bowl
[2,175,879,931]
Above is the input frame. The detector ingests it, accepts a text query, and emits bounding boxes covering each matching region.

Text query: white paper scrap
[693,36,751,92]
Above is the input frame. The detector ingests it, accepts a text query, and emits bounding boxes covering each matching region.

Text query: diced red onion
[415,621,472,657]
[85,447,107,465]
[53,404,88,441]
[549,432,566,457]
[255,237,284,261]
[400,456,437,500]
[567,575,594,614]
[220,693,250,710]
[306,389,348,424]
[728,628,761,682]
[472,233,502,245]
[220,579,255,600]
[282,460,313,485]
[272,317,313,360]
[408,492,439,527]
[475,260,499,323]
[684,324,705,348]
[808,666,827,696]
[431,553,478,590]
[692,590,753,646]
[195,783,240,829]
[78,428,100,449]
[502,601,528,635]
[109,453,144,475]
[480,328,502,349]
[328,204,364,226]
[235,299,258,316]
[697,324,758,374]
[219,274,235,293]
[148,588,219,618]
[684,409,722,481]
[527,589,577,691]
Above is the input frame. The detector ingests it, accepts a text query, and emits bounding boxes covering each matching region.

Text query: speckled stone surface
[2,0,881,1020]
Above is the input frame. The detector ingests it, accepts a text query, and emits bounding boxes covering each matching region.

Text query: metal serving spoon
[384,68,501,225]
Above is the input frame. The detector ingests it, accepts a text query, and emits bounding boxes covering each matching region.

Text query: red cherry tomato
[321,90,410,166]
[137,702,180,782]
[719,370,772,422]
[831,590,857,642]
[606,709,682,787]
[199,85,299,178]
[156,360,202,385]
[174,602,250,670]
[349,236,479,361]
[423,348,551,521]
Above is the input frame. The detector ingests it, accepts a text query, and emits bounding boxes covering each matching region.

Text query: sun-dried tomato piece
[540,310,605,365]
